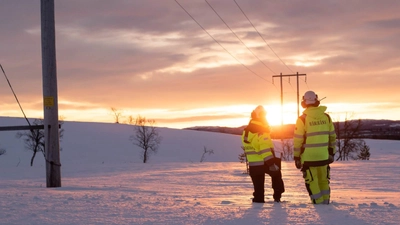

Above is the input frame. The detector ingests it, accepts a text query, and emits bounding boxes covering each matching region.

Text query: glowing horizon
[1,1,399,130]
[1,101,399,129]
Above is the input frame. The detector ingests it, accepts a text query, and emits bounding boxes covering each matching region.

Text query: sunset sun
[266,103,299,126]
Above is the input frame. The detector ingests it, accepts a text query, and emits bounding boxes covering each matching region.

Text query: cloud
[1,0,399,128]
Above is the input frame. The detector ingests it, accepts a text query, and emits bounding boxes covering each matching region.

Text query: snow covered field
[0,117,399,225]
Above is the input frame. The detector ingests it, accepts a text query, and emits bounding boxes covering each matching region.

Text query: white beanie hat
[252,105,266,118]
[303,91,319,105]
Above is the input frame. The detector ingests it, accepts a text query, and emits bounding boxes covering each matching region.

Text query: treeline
[185,119,400,141]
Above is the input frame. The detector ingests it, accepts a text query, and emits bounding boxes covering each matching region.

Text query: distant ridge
[184,119,400,140]
[1,116,399,140]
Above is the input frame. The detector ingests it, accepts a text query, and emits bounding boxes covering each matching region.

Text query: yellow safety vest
[293,106,336,166]
[242,119,275,167]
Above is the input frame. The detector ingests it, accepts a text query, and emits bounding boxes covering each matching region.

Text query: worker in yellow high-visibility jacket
[242,105,285,203]
[293,91,336,204]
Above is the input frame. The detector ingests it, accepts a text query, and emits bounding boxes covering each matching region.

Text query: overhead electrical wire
[233,0,312,93]
[205,0,276,75]
[176,0,309,113]
[233,0,295,74]
[0,63,32,127]
[175,0,272,83]
[302,76,311,89]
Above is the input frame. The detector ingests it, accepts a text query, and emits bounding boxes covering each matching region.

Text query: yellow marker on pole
[44,96,54,107]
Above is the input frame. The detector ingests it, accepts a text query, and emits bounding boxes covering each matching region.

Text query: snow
[0,117,399,225]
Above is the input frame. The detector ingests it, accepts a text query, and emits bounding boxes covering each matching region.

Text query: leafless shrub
[200,146,214,162]
[129,115,162,163]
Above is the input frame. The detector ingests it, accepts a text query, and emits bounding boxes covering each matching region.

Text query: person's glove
[328,155,334,164]
[269,164,280,171]
[294,157,302,169]
[328,147,334,155]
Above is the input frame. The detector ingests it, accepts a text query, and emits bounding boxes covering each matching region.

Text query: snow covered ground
[0,117,399,225]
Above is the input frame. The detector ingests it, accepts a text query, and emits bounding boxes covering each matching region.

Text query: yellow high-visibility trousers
[302,165,330,204]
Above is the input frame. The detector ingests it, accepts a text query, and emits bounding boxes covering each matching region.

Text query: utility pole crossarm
[272,73,306,78]
[0,125,44,131]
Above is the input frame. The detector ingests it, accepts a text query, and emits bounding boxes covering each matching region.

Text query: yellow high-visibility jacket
[293,106,336,167]
[242,119,275,167]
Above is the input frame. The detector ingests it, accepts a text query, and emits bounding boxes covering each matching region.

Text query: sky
[0,117,399,225]
[1,0,400,129]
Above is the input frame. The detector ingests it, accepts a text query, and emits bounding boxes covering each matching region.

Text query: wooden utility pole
[272,72,307,125]
[41,0,61,187]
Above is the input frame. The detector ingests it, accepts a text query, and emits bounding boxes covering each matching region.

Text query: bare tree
[352,140,371,160]
[279,139,293,161]
[200,146,214,162]
[111,107,123,124]
[239,146,249,174]
[334,113,369,161]
[0,147,6,156]
[16,119,64,166]
[129,115,162,163]
[126,115,134,125]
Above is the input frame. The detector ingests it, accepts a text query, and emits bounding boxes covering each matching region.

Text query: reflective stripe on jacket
[293,106,336,167]
[241,119,275,167]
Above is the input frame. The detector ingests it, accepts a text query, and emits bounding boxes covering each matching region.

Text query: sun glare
[7,101,386,130]
[265,104,298,126]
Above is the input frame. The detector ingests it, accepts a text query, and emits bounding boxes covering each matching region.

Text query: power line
[233,0,304,93]
[0,63,32,127]
[273,72,307,119]
[302,76,311,90]
[233,0,295,74]
[285,77,297,93]
[205,0,276,74]
[174,0,272,83]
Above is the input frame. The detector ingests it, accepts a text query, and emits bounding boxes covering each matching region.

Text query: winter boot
[273,192,281,202]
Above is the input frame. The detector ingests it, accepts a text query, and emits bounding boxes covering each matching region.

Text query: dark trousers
[267,170,285,200]
[250,171,265,202]
[249,160,285,202]
[266,158,285,198]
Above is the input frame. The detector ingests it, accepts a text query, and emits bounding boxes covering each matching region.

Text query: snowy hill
[0,116,399,225]
[0,117,245,168]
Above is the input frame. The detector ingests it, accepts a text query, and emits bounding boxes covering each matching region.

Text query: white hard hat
[303,91,319,105]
